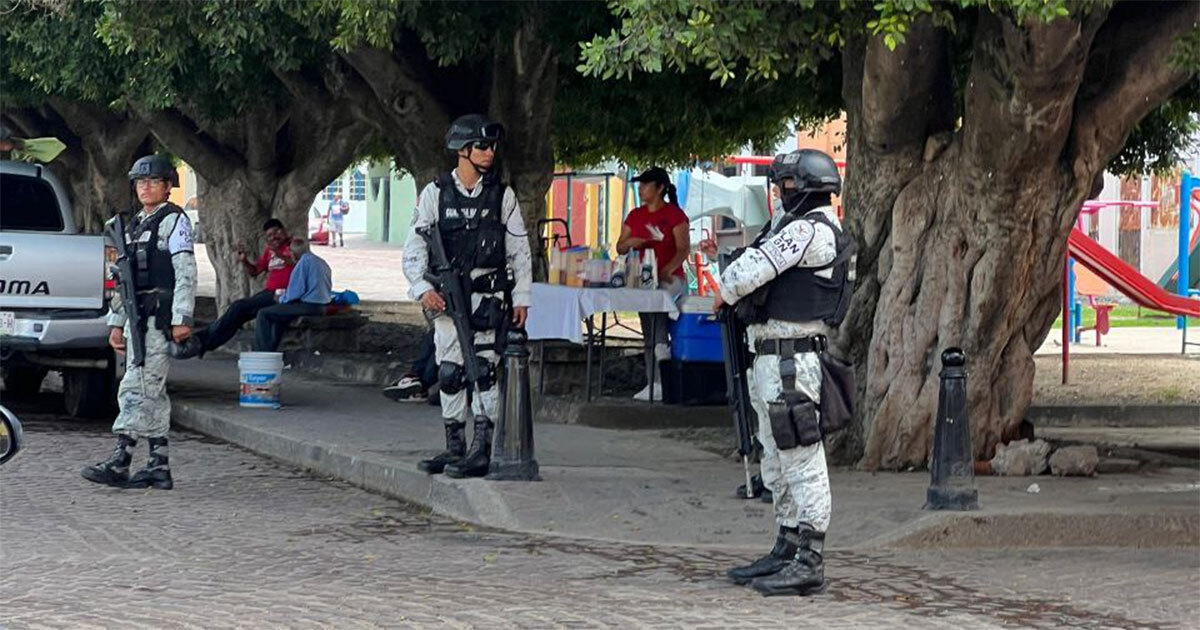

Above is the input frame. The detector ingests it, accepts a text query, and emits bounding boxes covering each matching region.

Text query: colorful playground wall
[545,175,632,255]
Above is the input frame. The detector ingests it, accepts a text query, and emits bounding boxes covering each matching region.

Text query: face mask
[780,188,807,212]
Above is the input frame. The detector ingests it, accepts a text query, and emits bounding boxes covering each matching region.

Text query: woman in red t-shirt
[616,167,691,401]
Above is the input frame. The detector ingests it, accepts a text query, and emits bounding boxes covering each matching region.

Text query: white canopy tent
[682,169,772,230]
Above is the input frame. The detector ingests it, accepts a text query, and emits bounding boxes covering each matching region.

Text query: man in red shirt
[616,167,691,401]
[185,218,296,355]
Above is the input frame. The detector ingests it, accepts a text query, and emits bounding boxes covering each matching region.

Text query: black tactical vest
[736,210,855,327]
[128,203,183,328]
[436,172,507,270]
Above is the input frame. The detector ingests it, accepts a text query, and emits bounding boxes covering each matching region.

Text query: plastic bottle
[641,249,656,289]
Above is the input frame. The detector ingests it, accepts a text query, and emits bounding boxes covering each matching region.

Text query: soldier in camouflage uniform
[403,114,532,479]
[82,155,197,491]
[702,149,853,596]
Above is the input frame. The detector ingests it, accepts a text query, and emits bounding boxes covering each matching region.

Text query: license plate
[0,311,14,336]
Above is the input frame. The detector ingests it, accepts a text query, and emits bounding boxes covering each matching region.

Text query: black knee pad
[438,361,465,395]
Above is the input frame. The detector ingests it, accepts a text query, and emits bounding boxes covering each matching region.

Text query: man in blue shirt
[253,238,332,352]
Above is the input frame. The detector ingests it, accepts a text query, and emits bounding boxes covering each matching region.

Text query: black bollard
[924,348,979,510]
[487,329,541,481]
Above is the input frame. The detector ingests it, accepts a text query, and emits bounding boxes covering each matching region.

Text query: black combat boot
[81,434,137,487]
[751,524,826,596]
[443,416,493,479]
[727,526,798,585]
[126,437,173,490]
[417,421,466,474]
[169,334,205,360]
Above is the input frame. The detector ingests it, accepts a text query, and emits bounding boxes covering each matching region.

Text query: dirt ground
[1034,354,1200,406]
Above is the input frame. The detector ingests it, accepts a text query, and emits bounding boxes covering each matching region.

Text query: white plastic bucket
[238,352,284,409]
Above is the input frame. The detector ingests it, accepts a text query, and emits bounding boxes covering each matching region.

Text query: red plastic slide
[1067,229,1200,318]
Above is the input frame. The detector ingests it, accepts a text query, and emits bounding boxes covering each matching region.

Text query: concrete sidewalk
[168,356,1200,551]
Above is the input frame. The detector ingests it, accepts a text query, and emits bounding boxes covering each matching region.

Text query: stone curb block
[172,403,518,531]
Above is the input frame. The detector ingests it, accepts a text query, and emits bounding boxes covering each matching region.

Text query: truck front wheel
[2,365,48,399]
[63,364,117,419]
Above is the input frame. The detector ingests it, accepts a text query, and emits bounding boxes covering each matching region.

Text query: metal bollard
[923,348,979,510]
[487,329,541,481]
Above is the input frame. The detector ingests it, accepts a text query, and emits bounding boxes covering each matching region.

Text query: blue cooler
[670,296,723,362]
[661,296,727,406]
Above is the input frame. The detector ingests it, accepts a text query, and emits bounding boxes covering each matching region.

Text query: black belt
[755,335,827,356]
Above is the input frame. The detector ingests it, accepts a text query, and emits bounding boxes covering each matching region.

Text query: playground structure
[1060,172,1200,383]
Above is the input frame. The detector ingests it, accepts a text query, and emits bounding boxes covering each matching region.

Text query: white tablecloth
[526,283,680,344]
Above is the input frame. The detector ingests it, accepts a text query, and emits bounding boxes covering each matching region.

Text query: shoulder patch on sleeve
[167,214,195,254]
[758,220,815,271]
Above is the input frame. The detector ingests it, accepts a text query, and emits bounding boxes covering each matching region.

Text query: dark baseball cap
[630,167,671,185]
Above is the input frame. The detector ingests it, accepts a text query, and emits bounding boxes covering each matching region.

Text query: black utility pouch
[769,391,821,449]
[470,296,507,330]
[818,353,855,434]
[790,396,822,446]
[768,397,799,450]
[769,356,824,449]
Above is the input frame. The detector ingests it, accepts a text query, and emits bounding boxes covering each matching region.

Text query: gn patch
[760,220,814,272]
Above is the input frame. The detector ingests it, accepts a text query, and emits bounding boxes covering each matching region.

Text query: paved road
[2,395,1196,629]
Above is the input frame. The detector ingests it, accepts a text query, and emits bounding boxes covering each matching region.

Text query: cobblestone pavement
[2,400,1197,629]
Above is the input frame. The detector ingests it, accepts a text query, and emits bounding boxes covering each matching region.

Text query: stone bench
[276,307,369,353]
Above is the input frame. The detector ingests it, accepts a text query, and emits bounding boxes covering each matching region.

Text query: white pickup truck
[0,160,117,417]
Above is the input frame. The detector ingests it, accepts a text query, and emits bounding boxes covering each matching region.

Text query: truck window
[0,173,65,231]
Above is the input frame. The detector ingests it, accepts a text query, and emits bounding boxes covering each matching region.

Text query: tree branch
[860,17,953,153]
[338,45,449,137]
[1,107,59,138]
[139,107,241,181]
[1070,0,1197,178]
[960,10,1106,173]
[271,66,333,115]
[48,98,147,164]
[240,105,289,173]
[44,98,112,137]
[278,115,372,207]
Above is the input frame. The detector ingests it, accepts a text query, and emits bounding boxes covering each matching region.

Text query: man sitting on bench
[253,238,333,352]
[187,219,295,356]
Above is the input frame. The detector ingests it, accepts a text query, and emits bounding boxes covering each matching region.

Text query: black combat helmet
[769,149,841,195]
[445,114,505,151]
[128,154,179,186]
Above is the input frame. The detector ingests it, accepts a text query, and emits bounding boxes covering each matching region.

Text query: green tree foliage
[579,0,1199,175]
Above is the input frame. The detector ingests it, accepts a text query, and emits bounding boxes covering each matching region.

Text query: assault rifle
[103,212,147,367]
[417,223,492,391]
[719,304,757,498]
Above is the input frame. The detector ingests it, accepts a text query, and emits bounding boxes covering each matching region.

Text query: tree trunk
[199,176,272,308]
[143,99,371,308]
[489,15,558,282]
[859,151,1088,469]
[200,174,330,309]
[838,5,1193,470]
[64,132,154,233]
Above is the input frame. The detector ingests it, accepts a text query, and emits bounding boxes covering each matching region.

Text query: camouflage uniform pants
[432,292,503,423]
[748,349,832,532]
[112,316,172,440]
